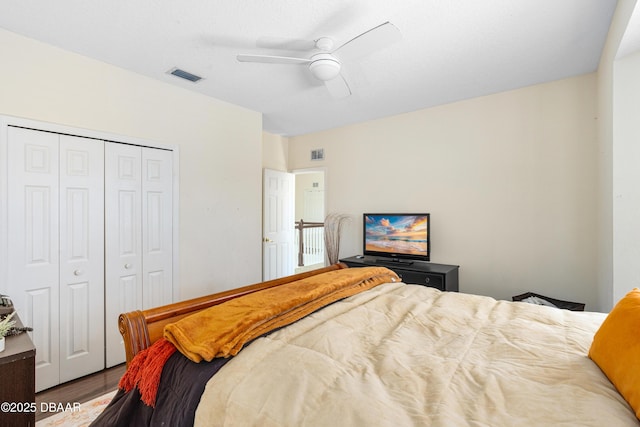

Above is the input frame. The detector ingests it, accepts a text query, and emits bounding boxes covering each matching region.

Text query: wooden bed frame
[118,263,348,365]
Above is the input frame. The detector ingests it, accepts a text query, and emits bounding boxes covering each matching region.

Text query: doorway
[262,168,326,280]
[293,169,326,273]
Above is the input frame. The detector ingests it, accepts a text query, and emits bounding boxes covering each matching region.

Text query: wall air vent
[168,67,203,83]
[311,148,325,161]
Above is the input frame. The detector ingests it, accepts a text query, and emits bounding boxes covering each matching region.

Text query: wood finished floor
[35,364,126,422]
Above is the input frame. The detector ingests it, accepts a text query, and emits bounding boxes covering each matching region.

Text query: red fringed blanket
[118,338,177,407]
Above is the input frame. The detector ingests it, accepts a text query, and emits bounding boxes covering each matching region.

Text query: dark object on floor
[512,292,585,311]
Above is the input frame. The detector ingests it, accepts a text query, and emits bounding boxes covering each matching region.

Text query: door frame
[292,166,327,221]
[291,167,327,270]
[261,167,328,279]
[0,114,180,307]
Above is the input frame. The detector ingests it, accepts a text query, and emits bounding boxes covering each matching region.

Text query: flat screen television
[363,213,430,262]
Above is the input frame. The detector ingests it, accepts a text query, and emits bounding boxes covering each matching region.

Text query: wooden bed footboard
[118,263,348,365]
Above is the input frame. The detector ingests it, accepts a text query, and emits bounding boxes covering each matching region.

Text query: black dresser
[340,255,459,292]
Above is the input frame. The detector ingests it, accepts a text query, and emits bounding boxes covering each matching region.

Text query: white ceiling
[0,1,624,136]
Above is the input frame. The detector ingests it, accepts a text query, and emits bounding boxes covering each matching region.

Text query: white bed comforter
[194,283,638,426]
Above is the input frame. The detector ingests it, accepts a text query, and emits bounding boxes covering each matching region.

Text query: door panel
[7,126,61,391]
[58,134,104,383]
[262,169,294,280]
[64,282,89,356]
[26,287,57,392]
[118,191,138,254]
[105,143,142,367]
[142,148,173,310]
[118,275,140,315]
[146,271,166,308]
[25,186,53,264]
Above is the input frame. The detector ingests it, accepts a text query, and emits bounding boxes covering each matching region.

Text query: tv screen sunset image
[364,214,428,256]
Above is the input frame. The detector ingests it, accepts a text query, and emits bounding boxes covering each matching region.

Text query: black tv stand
[375,257,414,265]
[340,255,459,292]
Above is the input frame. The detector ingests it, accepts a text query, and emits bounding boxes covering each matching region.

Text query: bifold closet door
[105,143,173,367]
[7,128,60,392]
[141,148,174,310]
[58,134,105,383]
[6,127,105,392]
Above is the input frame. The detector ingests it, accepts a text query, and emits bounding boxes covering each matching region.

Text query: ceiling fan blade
[324,74,352,99]
[236,54,311,65]
[332,22,402,60]
[256,37,316,51]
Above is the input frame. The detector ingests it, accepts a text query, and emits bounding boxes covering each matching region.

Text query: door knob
[124,263,132,269]
[73,269,83,276]
[263,237,273,243]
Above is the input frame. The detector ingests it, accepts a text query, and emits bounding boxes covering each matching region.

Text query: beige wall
[262,131,288,171]
[289,74,600,309]
[0,28,263,300]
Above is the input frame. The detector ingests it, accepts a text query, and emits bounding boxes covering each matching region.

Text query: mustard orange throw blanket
[164,266,399,362]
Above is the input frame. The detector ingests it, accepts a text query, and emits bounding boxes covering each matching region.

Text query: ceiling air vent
[168,67,203,83]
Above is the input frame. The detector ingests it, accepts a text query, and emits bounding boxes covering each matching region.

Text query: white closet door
[58,135,105,382]
[142,148,173,309]
[105,143,143,367]
[105,145,174,366]
[7,127,61,391]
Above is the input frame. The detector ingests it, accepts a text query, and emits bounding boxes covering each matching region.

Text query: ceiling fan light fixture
[308,54,341,81]
[236,22,400,97]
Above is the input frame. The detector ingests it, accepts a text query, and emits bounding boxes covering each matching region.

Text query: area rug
[36,390,117,427]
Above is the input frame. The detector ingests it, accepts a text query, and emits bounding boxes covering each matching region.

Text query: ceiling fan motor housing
[309,53,341,81]
[315,37,334,51]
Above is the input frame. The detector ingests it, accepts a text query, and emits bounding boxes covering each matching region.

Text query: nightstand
[0,313,36,427]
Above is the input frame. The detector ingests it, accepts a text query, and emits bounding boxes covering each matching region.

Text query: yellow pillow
[589,288,640,419]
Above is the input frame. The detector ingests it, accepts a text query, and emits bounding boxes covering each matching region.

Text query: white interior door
[105,144,174,367]
[58,134,105,382]
[141,147,173,309]
[7,127,61,391]
[105,143,142,367]
[263,169,294,280]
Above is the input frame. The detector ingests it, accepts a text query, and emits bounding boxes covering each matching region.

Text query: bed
[92,263,640,426]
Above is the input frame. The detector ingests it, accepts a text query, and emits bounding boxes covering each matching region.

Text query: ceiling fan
[236,22,402,98]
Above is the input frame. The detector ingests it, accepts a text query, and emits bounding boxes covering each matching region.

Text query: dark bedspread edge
[90,351,230,427]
